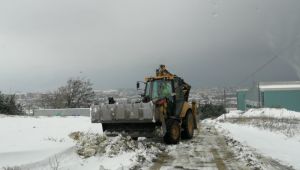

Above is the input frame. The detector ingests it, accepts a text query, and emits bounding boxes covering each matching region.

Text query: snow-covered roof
[259,81,300,91]
[237,89,248,92]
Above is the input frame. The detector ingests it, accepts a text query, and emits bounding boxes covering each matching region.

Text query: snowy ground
[1,109,298,170]
[0,115,166,170]
[0,115,100,168]
[212,108,300,170]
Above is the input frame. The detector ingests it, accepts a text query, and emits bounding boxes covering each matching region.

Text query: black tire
[163,119,181,144]
[181,110,194,139]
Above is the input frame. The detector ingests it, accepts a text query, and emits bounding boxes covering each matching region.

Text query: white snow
[3,108,300,169]
[218,123,300,169]
[0,115,102,167]
[214,108,300,169]
[0,115,162,170]
[217,110,244,120]
[21,149,139,170]
[217,108,300,120]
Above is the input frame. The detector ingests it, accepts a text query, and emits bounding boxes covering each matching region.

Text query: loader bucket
[91,102,157,137]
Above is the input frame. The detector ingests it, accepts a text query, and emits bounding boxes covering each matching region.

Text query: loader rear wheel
[182,111,194,139]
[164,119,180,144]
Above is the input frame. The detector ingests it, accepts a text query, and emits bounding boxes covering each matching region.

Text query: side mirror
[136,82,140,89]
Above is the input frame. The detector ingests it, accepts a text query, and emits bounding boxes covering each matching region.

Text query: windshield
[145,82,151,97]
[151,80,172,99]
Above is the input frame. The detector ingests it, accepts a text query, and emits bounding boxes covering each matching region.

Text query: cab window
[152,80,172,99]
[145,82,151,97]
[161,81,172,98]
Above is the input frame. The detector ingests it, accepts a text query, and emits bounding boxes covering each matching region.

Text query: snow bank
[217,123,300,169]
[0,115,102,167]
[217,108,300,120]
[211,108,300,169]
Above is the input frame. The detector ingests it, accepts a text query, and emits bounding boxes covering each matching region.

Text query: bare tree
[60,78,95,108]
[39,92,65,109]
[38,78,95,109]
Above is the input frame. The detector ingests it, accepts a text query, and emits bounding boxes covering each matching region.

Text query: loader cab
[142,79,174,103]
[140,77,187,117]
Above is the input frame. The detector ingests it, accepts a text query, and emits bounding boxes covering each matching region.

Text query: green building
[237,81,300,112]
[237,89,248,111]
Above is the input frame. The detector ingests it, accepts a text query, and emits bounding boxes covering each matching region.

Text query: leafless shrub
[49,155,61,170]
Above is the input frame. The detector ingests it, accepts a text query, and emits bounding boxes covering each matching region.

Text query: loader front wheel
[182,111,194,139]
[164,119,180,144]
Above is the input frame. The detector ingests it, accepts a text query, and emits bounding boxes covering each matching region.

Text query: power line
[237,55,279,86]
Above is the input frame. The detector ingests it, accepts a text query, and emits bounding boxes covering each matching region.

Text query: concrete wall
[34,108,91,117]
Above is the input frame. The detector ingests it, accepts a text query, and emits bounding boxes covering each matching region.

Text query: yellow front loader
[91,65,198,144]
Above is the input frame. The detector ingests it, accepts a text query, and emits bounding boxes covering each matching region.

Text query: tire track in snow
[150,123,246,170]
[150,122,293,170]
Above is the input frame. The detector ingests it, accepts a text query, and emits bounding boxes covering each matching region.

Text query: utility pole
[223,88,226,109]
[257,82,261,108]
[223,88,227,119]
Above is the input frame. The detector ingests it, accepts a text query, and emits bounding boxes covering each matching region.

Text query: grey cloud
[0,0,300,92]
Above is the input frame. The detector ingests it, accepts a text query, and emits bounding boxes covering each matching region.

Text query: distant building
[237,81,300,112]
[237,89,248,111]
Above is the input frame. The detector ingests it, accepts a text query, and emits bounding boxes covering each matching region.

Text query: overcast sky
[0,0,300,92]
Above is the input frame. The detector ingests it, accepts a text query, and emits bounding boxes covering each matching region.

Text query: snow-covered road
[151,121,292,170]
[151,123,246,170]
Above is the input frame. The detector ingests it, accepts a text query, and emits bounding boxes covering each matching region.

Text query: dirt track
[149,122,294,170]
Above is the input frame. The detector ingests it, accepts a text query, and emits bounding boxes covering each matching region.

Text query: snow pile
[217,108,300,120]
[70,132,166,168]
[69,132,107,158]
[211,108,300,169]
[216,110,244,120]
[217,123,299,169]
[216,108,300,137]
